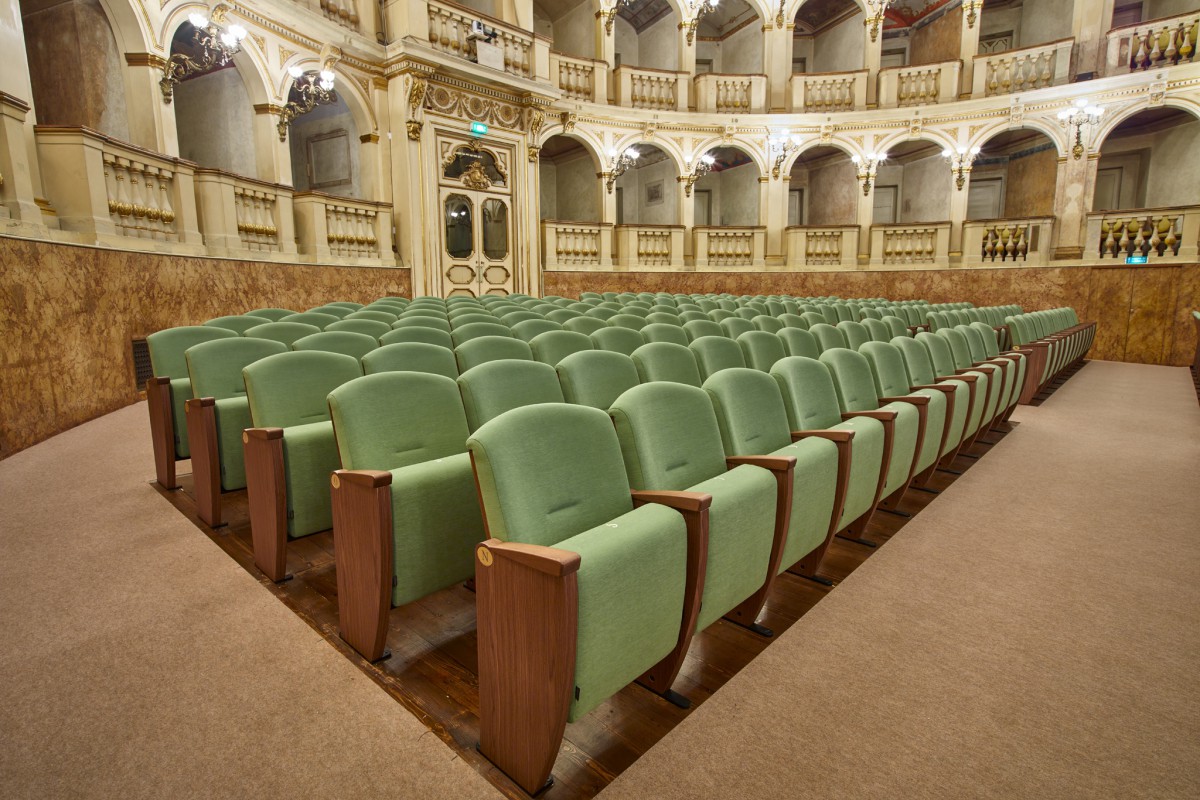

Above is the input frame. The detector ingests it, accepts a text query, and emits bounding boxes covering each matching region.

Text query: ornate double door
[438,141,513,298]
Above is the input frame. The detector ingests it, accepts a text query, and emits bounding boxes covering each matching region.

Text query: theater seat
[890,336,972,466]
[292,331,379,360]
[345,310,398,325]
[326,318,392,339]
[683,319,724,341]
[243,321,322,347]
[689,335,746,380]
[457,359,565,431]
[631,342,703,387]
[280,311,340,330]
[719,317,755,339]
[809,323,848,352]
[917,332,992,453]
[529,330,593,365]
[563,316,608,336]
[777,328,820,359]
[738,330,787,372]
[455,336,533,373]
[362,342,459,379]
[590,326,645,356]
[204,314,270,335]
[451,322,512,346]
[840,321,872,350]
[378,326,453,349]
[556,350,640,410]
[247,308,297,321]
[753,315,784,333]
[511,318,563,342]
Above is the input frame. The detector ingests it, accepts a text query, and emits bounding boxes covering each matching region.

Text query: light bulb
[228,24,247,40]
[851,155,862,164]
[188,13,209,28]
[942,148,952,158]
[1074,97,1088,108]
[220,32,236,48]
[320,69,335,83]
[624,147,639,160]
[287,65,304,78]
[701,154,715,165]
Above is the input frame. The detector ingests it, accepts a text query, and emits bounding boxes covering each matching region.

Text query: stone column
[864,20,884,107]
[763,22,794,112]
[1051,152,1096,260]
[764,173,788,267]
[388,68,439,296]
[0,0,51,230]
[253,104,293,187]
[1072,0,1115,78]
[958,8,982,99]
[679,170,695,263]
[124,54,178,155]
[856,180,875,267]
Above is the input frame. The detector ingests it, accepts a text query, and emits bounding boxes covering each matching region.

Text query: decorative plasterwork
[424,83,525,131]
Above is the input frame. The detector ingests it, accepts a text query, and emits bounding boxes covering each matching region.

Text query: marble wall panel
[0,235,410,457]
[1126,267,1181,365]
[1169,263,1200,367]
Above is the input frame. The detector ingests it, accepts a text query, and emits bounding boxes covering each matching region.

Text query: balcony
[788,71,868,113]
[294,192,395,264]
[1105,12,1199,75]
[693,226,766,268]
[973,40,1073,97]
[612,66,688,111]
[962,218,1054,267]
[1086,206,1200,261]
[868,222,951,268]
[693,74,767,114]
[550,51,607,104]
[878,61,961,109]
[784,225,860,269]
[541,220,613,269]
[614,224,686,269]
[424,0,544,81]
[194,169,295,258]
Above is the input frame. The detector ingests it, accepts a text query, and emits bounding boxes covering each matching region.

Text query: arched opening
[537,0,599,58]
[288,94,362,199]
[978,0,1074,54]
[691,146,760,226]
[20,0,131,141]
[695,0,763,74]
[875,139,952,224]
[614,0,681,71]
[787,145,858,226]
[169,23,258,177]
[793,0,865,73]
[968,128,1058,220]
[614,143,679,225]
[1093,107,1200,212]
[538,135,601,222]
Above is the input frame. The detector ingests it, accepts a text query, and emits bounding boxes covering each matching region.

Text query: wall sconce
[851,151,886,195]
[1058,98,1104,160]
[769,129,802,179]
[942,145,981,190]
[963,0,984,28]
[605,146,640,193]
[683,0,720,46]
[864,0,891,43]
[160,6,247,104]
[277,62,337,142]
[600,0,632,36]
[683,152,716,197]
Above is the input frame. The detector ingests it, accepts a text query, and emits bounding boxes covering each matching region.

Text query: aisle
[0,403,498,799]
[601,361,1200,800]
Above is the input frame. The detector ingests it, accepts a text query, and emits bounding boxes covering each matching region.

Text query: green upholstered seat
[971,320,1026,412]
[860,341,949,477]
[185,337,288,491]
[704,368,839,579]
[771,356,887,536]
[620,306,650,318]
[863,318,892,343]
[379,326,453,349]
[546,309,582,324]
[499,310,542,325]
[345,309,398,324]
[292,330,379,360]
[455,336,533,373]
[147,325,238,461]
[642,323,690,347]
[451,322,512,346]
[244,321,322,347]
[392,316,452,333]
[646,312,683,326]
[309,305,353,319]
[719,317,755,340]
[556,350,640,410]
[678,310,708,323]
[457,359,565,431]
[563,316,608,336]
[882,315,910,338]
[752,315,784,334]
[511,318,563,342]
[809,323,848,352]
[608,313,648,331]
[530,330,593,365]
[961,324,1020,414]
[818,305,839,324]
[631,342,703,387]
[777,328,819,359]
[707,309,735,323]
[247,308,298,321]
[917,331,988,443]
[860,307,882,320]
[363,342,459,379]
[204,315,270,334]
[683,319,724,341]
[590,326,645,356]
[609,382,778,631]
[587,307,620,322]
[738,330,787,372]
[733,308,758,321]
[280,311,340,329]
[326,318,391,339]
[689,336,746,380]
[937,328,1001,428]
[779,313,808,330]
[449,314,498,330]
[243,350,363,538]
[326,301,364,310]
[840,321,871,350]
[800,312,826,328]
[329,371,485,607]
[891,336,972,455]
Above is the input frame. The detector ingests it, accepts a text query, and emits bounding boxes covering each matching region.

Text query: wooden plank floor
[151,367,1081,800]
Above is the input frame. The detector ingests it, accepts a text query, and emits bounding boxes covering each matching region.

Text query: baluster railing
[1105,12,1198,75]
[869,222,951,267]
[693,74,767,113]
[550,51,605,102]
[294,191,394,263]
[614,224,684,268]
[541,220,612,269]
[878,61,961,109]
[1086,206,1200,261]
[784,225,860,269]
[788,71,867,112]
[963,218,1054,266]
[693,226,766,268]
[426,0,533,79]
[973,39,1073,97]
[613,66,687,111]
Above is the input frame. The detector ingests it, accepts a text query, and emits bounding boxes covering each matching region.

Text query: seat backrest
[683,319,724,341]
[738,330,788,372]
[863,318,892,342]
[243,350,363,428]
[631,342,703,387]
[818,305,840,324]
[861,307,882,320]
[646,312,683,326]
[204,315,271,335]
[678,310,708,323]
[562,316,608,336]
[329,371,471,473]
[392,315,452,333]
[703,368,792,456]
[455,335,533,373]
[642,323,690,347]
[452,321,513,346]
[325,318,391,339]
[771,356,849,430]
[800,311,827,328]
[590,326,645,356]
[186,337,287,400]
[778,313,808,330]
[809,322,847,352]
[720,317,755,339]
[530,330,593,365]
[457,359,565,431]
[362,341,460,379]
[608,313,648,331]
[707,309,735,323]
[882,315,910,338]
[467,403,635,547]
[510,318,563,342]
[937,327,976,369]
[450,312,499,329]
[957,324,990,363]
[891,336,938,385]
[859,341,914,398]
[840,321,871,350]
[917,331,958,376]
[243,321,322,347]
[556,349,640,410]
[969,321,1002,358]
[280,311,340,330]
[292,330,379,360]
[326,301,364,310]
[345,309,398,324]
[147,325,237,379]
[832,303,854,322]
[247,308,298,322]
[608,382,727,491]
[379,325,453,349]
[546,309,581,324]
[309,305,352,319]
[689,335,746,379]
[733,307,758,321]
[752,315,784,334]
[777,327,819,359]
[819,348,881,412]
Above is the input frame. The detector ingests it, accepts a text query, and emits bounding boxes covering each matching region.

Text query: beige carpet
[0,403,499,799]
[601,360,1200,800]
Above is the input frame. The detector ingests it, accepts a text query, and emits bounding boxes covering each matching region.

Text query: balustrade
[878,61,961,109]
[784,226,859,269]
[962,218,1054,267]
[541,220,612,269]
[550,51,606,103]
[614,224,685,268]
[194,169,295,257]
[294,192,394,263]
[973,40,1073,97]
[869,223,951,268]
[613,66,687,111]
[693,74,767,113]
[1086,206,1200,261]
[1105,12,1198,75]
[693,226,765,268]
[788,71,867,113]
[426,0,534,79]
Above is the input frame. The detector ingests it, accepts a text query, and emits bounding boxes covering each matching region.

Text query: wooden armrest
[482,539,581,577]
[842,410,896,421]
[911,384,956,393]
[726,455,797,473]
[244,426,284,442]
[186,396,216,409]
[631,490,713,513]
[939,373,977,383]
[333,469,392,490]
[148,375,171,388]
[791,429,854,443]
[879,395,930,405]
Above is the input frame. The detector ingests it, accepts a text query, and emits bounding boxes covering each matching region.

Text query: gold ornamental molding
[253,103,285,115]
[359,133,380,143]
[125,52,167,69]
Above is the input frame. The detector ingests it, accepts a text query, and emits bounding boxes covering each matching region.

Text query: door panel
[1087,267,1134,361]
[1125,267,1178,365]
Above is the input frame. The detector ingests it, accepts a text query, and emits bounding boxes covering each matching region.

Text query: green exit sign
[470,121,488,137]
[1125,255,1148,264]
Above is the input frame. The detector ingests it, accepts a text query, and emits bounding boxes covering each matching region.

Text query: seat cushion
[281,421,340,538]
[213,396,252,492]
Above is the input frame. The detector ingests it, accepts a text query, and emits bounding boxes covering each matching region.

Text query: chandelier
[160,6,247,104]
[683,0,721,45]
[683,152,716,197]
[942,145,982,190]
[769,129,802,179]
[1058,98,1104,160]
[605,146,640,193]
[864,0,891,43]
[277,65,338,142]
[851,151,887,195]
